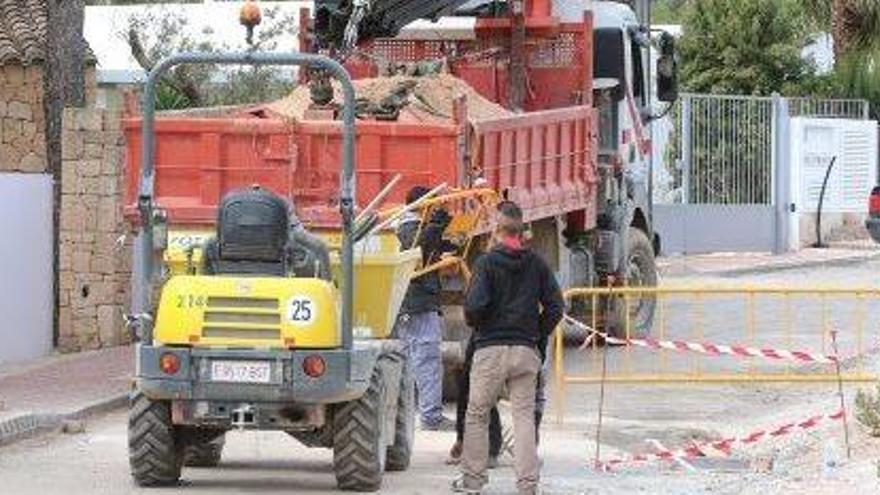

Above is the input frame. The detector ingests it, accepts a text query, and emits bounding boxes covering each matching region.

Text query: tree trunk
[831,0,851,62]
[47,0,87,107]
[43,0,87,346]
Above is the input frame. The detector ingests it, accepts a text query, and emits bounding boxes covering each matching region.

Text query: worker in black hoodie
[453,201,564,495]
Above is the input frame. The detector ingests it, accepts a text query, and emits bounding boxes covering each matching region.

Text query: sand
[267,73,512,123]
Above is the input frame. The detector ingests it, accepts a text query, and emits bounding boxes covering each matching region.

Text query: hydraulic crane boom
[313,0,478,51]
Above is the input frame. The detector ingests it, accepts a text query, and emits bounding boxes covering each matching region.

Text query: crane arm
[313,0,482,51]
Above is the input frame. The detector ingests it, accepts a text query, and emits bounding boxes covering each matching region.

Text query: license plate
[210,360,272,384]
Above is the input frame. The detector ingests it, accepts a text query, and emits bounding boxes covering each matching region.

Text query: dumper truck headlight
[159,353,181,375]
[303,355,326,378]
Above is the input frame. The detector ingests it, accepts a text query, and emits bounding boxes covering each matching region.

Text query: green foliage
[799,0,880,52]
[856,384,880,437]
[124,6,297,110]
[155,81,194,110]
[836,50,880,119]
[679,0,817,95]
[652,0,689,24]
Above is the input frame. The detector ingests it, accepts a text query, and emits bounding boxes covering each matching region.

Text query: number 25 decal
[287,297,316,325]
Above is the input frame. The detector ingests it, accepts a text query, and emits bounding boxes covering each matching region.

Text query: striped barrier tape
[563,315,838,364]
[597,409,845,470]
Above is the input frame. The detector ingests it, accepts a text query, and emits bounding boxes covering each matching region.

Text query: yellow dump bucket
[329,236,421,340]
[161,228,419,339]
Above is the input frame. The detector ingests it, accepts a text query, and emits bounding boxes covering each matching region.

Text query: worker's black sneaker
[421,416,456,431]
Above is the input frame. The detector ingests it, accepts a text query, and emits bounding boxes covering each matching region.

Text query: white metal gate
[654,94,870,254]
[0,174,54,364]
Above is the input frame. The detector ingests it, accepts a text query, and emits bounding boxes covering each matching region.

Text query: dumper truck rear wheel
[183,432,225,467]
[128,391,183,486]
[332,362,389,491]
[386,352,415,471]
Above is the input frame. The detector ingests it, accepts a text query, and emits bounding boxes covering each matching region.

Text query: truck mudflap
[135,342,388,404]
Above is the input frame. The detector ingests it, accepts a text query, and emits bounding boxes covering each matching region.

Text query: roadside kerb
[0,392,128,446]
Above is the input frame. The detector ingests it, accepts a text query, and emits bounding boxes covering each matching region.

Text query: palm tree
[801,0,880,117]
[802,0,880,60]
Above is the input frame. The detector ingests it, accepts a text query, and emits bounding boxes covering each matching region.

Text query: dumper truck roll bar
[134,52,357,350]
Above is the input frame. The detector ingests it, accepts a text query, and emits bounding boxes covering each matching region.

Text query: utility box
[789,117,879,247]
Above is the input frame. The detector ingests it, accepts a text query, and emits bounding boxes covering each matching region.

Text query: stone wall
[0,65,45,172]
[57,107,132,351]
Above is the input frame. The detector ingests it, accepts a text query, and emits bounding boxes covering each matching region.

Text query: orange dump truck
[124,1,678,374]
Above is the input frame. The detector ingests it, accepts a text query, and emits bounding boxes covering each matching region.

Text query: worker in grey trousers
[395,186,457,431]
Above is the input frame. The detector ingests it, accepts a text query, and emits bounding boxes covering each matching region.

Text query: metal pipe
[355,173,401,224]
[138,52,357,349]
[364,182,448,238]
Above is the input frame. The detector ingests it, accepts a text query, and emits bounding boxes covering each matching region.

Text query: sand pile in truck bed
[268,74,512,123]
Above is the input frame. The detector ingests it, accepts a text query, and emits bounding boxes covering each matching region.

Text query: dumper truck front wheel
[128,391,183,486]
[332,363,389,491]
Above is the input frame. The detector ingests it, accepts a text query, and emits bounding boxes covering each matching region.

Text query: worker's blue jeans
[397,311,445,425]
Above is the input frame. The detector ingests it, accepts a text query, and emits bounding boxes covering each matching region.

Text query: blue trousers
[397,311,444,425]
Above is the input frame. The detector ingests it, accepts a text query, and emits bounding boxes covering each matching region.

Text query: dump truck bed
[123,103,597,229]
[124,20,598,229]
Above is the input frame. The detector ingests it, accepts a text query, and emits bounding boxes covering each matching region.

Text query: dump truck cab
[127,53,417,492]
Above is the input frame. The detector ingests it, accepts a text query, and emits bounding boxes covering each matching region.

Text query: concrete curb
[716,251,880,278]
[661,251,880,279]
[0,393,128,446]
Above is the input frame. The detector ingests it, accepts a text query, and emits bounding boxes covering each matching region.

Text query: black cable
[812,156,837,248]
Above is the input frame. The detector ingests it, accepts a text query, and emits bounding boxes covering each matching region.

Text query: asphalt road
[0,407,762,495]
[1,259,878,494]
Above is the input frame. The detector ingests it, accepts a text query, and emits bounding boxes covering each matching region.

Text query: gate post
[680,95,692,204]
[772,94,791,254]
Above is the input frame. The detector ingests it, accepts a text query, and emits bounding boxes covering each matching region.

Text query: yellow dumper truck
[126,53,418,492]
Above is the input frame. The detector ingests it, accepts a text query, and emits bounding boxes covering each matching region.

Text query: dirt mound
[268,74,511,123]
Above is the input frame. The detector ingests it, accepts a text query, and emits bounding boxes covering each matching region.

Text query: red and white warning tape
[597,409,845,470]
[563,315,838,364]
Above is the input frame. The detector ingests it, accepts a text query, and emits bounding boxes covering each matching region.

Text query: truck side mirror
[656,32,678,103]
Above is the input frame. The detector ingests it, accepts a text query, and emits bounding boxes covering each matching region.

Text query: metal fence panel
[658,94,871,206]
[553,286,879,423]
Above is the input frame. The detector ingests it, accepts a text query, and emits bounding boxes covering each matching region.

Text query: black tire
[128,391,183,486]
[183,433,225,467]
[332,362,389,492]
[386,353,415,472]
[606,228,658,339]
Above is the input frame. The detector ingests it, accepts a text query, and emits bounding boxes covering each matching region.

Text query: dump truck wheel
[183,433,225,467]
[386,352,414,472]
[606,228,657,339]
[332,362,388,491]
[128,391,182,486]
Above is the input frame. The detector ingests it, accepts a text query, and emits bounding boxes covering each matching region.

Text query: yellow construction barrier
[554,286,879,422]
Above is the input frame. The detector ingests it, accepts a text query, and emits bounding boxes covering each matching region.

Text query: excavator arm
[313,0,484,51]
